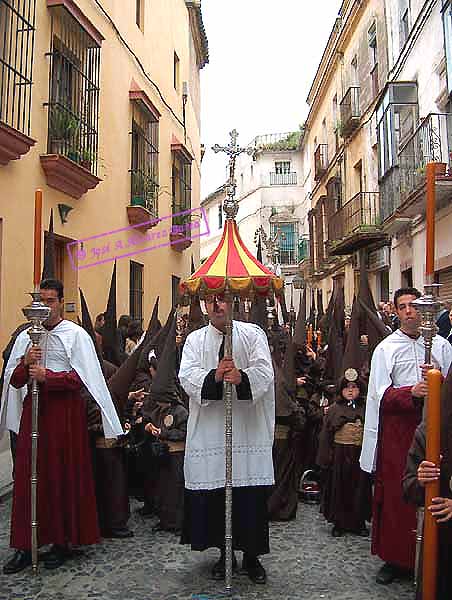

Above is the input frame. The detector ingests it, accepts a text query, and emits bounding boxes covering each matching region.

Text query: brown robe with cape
[317,399,371,531]
[268,362,306,521]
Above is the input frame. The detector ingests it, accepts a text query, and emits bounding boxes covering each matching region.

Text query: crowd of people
[2,278,452,597]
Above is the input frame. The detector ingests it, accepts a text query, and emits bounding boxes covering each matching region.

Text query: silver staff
[212,130,254,596]
[22,290,51,574]
[412,282,442,589]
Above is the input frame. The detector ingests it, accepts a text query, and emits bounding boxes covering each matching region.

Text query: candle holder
[22,290,51,575]
[412,283,442,366]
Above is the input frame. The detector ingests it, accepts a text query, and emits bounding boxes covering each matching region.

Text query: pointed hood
[248,295,268,332]
[308,289,316,328]
[317,289,324,323]
[324,279,345,383]
[186,294,206,335]
[279,292,290,325]
[282,334,296,395]
[293,289,307,346]
[42,209,56,280]
[138,308,174,370]
[256,235,263,263]
[79,288,104,371]
[107,303,160,416]
[144,312,179,410]
[143,296,161,344]
[341,296,365,373]
[100,261,122,366]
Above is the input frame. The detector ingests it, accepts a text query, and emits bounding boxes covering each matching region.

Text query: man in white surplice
[179,294,274,585]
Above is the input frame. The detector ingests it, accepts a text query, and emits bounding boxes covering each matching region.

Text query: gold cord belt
[334,421,363,446]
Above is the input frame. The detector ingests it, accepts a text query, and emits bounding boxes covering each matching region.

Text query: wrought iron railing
[380,167,401,222]
[46,7,101,174]
[340,86,360,136]
[130,169,158,215]
[0,0,37,135]
[328,192,380,243]
[399,113,452,202]
[298,236,309,262]
[270,171,297,185]
[314,144,328,181]
[172,160,192,240]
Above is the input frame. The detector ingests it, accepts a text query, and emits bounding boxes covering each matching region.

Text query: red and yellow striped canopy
[180,220,283,297]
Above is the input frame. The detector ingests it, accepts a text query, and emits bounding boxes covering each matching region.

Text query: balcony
[328,192,386,256]
[339,86,360,137]
[127,170,159,231]
[314,144,328,181]
[397,113,452,216]
[270,171,297,185]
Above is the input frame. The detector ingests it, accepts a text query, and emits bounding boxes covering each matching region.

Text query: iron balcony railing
[0,0,37,136]
[339,86,360,136]
[398,112,452,203]
[328,192,380,243]
[269,171,297,185]
[380,167,401,223]
[130,169,158,215]
[314,144,328,181]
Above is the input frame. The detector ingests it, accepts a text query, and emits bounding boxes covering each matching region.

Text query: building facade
[0,0,208,464]
[300,0,390,312]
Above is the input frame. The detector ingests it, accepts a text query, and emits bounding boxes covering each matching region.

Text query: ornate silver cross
[212,129,254,220]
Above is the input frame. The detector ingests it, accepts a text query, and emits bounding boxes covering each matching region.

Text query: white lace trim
[185,475,275,490]
[186,443,272,459]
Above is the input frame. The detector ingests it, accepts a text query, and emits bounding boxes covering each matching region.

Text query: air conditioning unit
[368,246,390,271]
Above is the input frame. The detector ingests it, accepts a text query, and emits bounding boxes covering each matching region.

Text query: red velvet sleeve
[10,359,29,389]
[43,369,83,392]
[381,385,419,414]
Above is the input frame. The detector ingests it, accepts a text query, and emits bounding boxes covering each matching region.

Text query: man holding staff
[360,287,452,585]
[1,279,122,573]
[179,293,274,584]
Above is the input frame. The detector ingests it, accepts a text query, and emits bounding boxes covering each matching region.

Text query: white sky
[200,0,342,198]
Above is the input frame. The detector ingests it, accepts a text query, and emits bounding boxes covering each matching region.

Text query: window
[368,22,378,97]
[271,222,299,265]
[218,203,223,229]
[275,161,290,175]
[0,0,36,136]
[333,95,339,151]
[351,54,358,86]
[443,1,452,96]
[172,149,192,234]
[174,52,180,91]
[400,9,410,47]
[130,103,159,215]
[136,0,144,30]
[47,7,101,174]
[130,261,144,322]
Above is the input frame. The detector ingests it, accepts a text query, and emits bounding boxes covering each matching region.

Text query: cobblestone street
[0,496,414,600]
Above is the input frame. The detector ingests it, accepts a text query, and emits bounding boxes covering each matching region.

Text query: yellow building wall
[0,0,205,352]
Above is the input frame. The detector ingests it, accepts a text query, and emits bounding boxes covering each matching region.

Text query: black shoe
[43,545,71,570]
[376,563,398,585]
[107,528,134,539]
[242,555,267,584]
[138,505,154,518]
[3,550,32,574]
[355,526,369,537]
[211,552,237,580]
[332,526,343,537]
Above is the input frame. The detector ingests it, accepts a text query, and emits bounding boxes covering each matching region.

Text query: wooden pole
[425,163,437,284]
[422,368,442,600]
[33,189,42,288]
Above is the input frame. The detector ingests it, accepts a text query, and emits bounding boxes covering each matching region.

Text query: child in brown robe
[317,369,372,537]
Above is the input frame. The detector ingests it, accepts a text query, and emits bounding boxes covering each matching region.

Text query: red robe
[10,360,100,550]
[371,385,422,569]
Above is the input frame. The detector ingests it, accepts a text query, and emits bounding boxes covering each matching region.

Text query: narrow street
[0,496,413,600]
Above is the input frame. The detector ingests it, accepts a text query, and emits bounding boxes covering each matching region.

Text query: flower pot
[131,195,145,207]
[67,150,80,163]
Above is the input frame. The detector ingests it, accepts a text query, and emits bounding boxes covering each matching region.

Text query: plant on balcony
[49,108,80,156]
[131,172,158,211]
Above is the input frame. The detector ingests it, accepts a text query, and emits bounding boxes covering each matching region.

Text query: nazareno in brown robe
[403,422,452,599]
[317,398,372,532]
[268,362,306,521]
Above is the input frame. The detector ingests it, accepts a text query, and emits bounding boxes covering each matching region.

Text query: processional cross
[212,129,254,219]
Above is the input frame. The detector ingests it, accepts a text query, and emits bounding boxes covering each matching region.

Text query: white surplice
[360,329,452,473]
[179,321,275,490]
[0,319,123,439]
